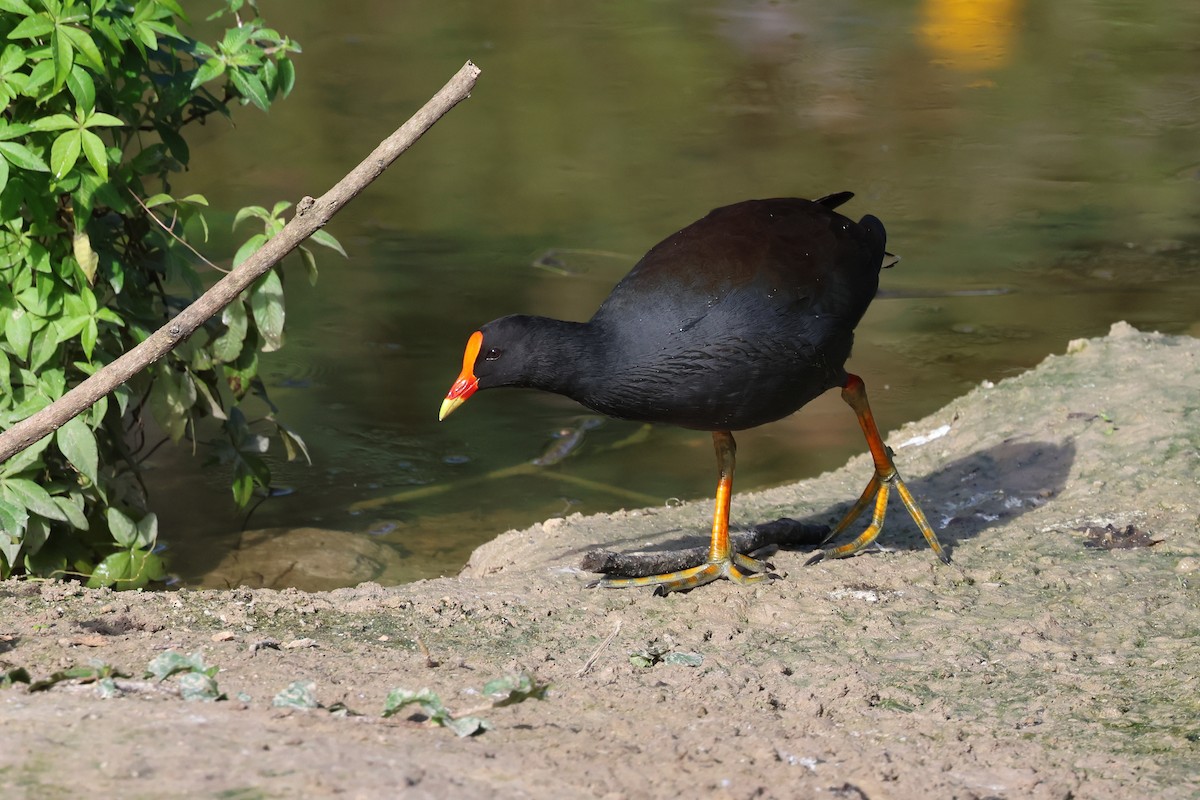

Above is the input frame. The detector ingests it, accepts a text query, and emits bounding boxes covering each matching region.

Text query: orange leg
[594,431,775,594]
[807,374,950,565]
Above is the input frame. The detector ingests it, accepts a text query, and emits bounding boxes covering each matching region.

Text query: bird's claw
[592,553,779,595]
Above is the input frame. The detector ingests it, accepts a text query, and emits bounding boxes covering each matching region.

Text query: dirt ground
[2,321,1198,800]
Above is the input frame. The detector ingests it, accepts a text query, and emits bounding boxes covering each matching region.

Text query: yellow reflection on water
[919,0,1022,71]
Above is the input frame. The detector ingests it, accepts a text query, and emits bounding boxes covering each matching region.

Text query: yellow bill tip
[438,396,465,422]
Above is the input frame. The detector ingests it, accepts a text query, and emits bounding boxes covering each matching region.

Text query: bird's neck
[515,317,605,400]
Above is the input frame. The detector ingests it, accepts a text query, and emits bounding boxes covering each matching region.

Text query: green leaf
[0,431,50,478]
[51,130,82,178]
[146,651,209,681]
[221,24,256,55]
[0,41,27,69]
[79,129,107,179]
[273,680,320,709]
[80,318,97,360]
[84,112,124,128]
[86,550,129,588]
[0,534,21,572]
[1,477,65,521]
[308,230,346,258]
[155,0,186,19]
[149,365,196,443]
[27,664,124,692]
[481,672,550,707]
[135,512,158,549]
[0,0,37,15]
[87,548,164,589]
[21,516,48,557]
[52,493,89,530]
[249,270,284,352]
[23,59,54,98]
[231,232,266,269]
[29,114,78,132]
[228,68,268,111]
[178,671,225,702]
[0,141,50,171]
[7,15,54,39]
[156,125,189,163]
[0,155,7,194]
[5,308,32,360]
[66,65,95,112]
[233,205,270,227]
[212,299,247,362]
[51,27,74,90]
[298,246,319,286]
[142,193,174,208]
[190,57,225,89]
[28,322,58,371]
[134,20,157,50]
[56,415,99,485]
[276,55,295,96]
[0,497,29,539]
[663,652,704,667]
[87,393,107,427]
[231,467,254,508]
[139,20,185,43]
[382,688,446,719]
[106,507,137,547]
[59,26,104,72]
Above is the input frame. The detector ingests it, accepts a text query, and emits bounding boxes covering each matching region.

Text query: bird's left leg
[807,374,949,565]
[593,430,776,594]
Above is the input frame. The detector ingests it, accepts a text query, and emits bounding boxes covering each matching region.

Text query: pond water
[146,0,1200,587]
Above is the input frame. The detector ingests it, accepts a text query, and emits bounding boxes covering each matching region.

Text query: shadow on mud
[573,439,1077,566]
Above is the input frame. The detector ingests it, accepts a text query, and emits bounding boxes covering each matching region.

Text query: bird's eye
[484,348,503,361]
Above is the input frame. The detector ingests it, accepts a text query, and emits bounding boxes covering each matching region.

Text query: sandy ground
[2,321,1198,800]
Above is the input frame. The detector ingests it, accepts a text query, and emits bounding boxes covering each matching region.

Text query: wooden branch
[0,60,481,465]
[579,517,830,578]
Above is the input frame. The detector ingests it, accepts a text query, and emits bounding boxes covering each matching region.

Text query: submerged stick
[0,61,482,464]
[349,460,660,512]
[579,517,830,578]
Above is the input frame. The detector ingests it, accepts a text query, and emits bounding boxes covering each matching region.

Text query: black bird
[440,193,948,592]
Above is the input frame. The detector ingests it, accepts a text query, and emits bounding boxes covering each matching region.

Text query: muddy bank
[2,322,1198,799]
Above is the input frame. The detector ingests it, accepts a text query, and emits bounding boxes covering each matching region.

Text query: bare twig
[414,635,438,668]
[575,618,622,677]
[0,60,481,465]
[579,517,830,578]
[128,189,227,274]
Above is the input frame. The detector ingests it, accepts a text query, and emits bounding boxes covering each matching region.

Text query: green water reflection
[147,0,1200,588]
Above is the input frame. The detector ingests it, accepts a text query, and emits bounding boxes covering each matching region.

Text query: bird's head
[438,316,542,421]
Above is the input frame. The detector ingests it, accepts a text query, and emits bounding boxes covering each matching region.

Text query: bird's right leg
[807,374,949,565]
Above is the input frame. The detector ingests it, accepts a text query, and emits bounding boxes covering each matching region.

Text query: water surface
[146,0,1200,586]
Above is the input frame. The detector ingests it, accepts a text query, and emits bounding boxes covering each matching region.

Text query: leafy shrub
[0,0,342,585]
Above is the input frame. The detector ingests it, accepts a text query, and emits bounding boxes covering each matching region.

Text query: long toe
[592,555,776,594]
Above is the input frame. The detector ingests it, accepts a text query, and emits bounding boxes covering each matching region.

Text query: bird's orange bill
[439,330,483,421]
